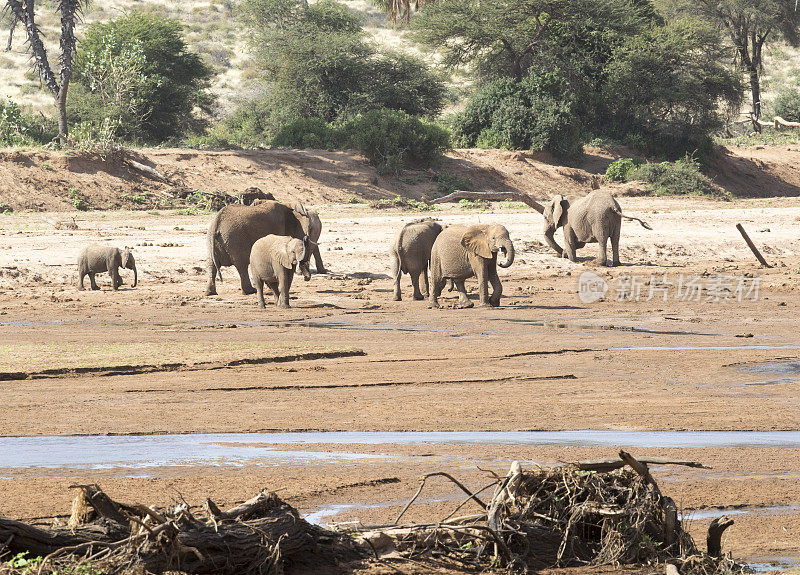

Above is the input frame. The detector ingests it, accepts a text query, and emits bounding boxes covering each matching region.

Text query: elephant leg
[471,255,490,306]
[236,262,257,295]
[78,272,85,291]
[267,281,280,304]
[313,246,326,274]
[447,279,455,292]
[422,269,430,298]
[89,273,100,290]
[611,232,621,267]
[277,271,291,308]
[205,262,218,296]
[597,235,609,267]
[256,279,266,308]
[410,271,424,300]
[392,258,402,301]
[428,274,446,308]
[488,262,502,307]
[454,280,473,308]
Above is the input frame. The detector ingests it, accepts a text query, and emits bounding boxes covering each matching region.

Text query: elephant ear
[552,195,566,227]
[291,202,312,235]
[277,242,295,269]
[461,226,492,259]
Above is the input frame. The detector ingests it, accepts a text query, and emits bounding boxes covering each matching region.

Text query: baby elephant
[429,224,514,308]
[78,245,137,291]
[249,235,312,308]
[391,218,444,301]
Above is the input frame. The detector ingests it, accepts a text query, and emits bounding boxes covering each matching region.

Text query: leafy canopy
[243,0,446,128]
[73,12,213,142]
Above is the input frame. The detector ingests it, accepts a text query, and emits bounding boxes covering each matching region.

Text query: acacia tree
[693,0,800,127]
[5,0,84,142]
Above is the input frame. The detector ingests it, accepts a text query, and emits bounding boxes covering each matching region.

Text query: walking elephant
[304,206,326,273]
[429,224,514,308]
[542,190,651,267]
[390,218,443,301]
[78,245,137,291]
[205,200,320,296]
[250,235,311,309]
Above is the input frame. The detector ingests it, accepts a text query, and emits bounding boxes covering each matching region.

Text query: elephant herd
[75,191,651,309]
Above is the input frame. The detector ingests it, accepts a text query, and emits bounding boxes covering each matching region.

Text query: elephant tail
[613,207,652,230]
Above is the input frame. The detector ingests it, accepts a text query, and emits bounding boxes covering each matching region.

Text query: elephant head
[461,224,515,268]
[291,202,321,240]
[121,247,137,287]
[542,195,568,256]
[281,238,312,281]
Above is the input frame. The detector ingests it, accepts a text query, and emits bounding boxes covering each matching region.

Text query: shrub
[452,73,583,163]
[0,98,53,147]
[628,155,727,198]
[72,12,213,142]
[605,158,641,182]
[343,109,450,174]
[436,171,471,195]
[773,88,800,122]
[272,117,344,149]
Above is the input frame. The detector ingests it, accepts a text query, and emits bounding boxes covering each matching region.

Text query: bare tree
[5,0,84,142]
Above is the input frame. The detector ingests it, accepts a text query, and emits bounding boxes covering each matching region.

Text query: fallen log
[126,159,167,182]
[575,456,711,472]
[427,190,546,213]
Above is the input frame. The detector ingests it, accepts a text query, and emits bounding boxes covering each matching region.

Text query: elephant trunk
[498,239,515,268]
[132,263,137,287]
[299,260,312,281]
[543,229,564,257]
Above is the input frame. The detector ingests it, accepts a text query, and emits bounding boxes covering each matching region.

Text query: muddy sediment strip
[0,348,366,381]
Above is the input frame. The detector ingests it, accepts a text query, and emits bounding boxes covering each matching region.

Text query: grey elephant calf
[249,235,312,308]
[429,224,514,308]
[391,218,443,301]
[77,245,137,291]
[542,190,652,267]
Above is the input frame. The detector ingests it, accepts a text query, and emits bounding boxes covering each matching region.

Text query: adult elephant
[205,200,319,296]
[542,190,651,267]
[429,224,514,308]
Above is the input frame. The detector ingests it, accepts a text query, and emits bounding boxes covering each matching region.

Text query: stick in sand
[736,223,772,268]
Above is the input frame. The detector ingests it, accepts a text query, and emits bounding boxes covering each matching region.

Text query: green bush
[272,117,344,149]
[269,109,449,174]
[773,88,800,122]
[436,171,471,195]
[451,73,583,163]
[0,98,54,147]
[605,158,641,182]
[244,0,446,131]
[628,156,727,198]
[72,12,213,143]
[344,109,450,173]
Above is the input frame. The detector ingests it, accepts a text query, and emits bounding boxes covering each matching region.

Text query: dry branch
[427,190,546,213]
[576,457,711,472]
[126,159,167,181]
[736,223,772,268]
[707,516,734,557]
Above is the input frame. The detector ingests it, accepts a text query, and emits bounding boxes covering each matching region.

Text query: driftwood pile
[0,452,743,575]
[354,451,742,574]
[0,485,363,574]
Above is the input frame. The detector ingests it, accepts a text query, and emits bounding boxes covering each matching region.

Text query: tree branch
[6,0,60,96]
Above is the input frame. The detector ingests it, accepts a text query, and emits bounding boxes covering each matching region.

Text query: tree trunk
[57,80,69,142]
